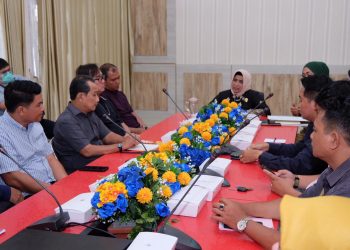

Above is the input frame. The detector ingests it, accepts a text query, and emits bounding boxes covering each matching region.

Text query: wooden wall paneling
[131,72,168,111]
[130,0,167,56]
[183,73,223,112]
[251,74,301,115]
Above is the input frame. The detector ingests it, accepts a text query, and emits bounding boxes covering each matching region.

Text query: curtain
[37,0,132,120]
[0,0,25,75]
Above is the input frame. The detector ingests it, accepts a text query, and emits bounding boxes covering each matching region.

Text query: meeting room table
[0,113,297,249]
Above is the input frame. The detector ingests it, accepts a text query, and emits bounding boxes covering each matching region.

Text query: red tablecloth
[0,113,297,249]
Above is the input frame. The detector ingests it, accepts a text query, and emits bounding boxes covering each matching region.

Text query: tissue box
[55,192,95,223]
[128,232,177,250]
[167,186,208,217]
[199,157,231,177]
[192,175,223,201]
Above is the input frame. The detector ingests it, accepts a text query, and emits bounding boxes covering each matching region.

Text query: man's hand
[275,169,295,180]
[263,169,297,197]
[10,187,24,204]
[212,198,248,230]
[249,143,269,151]
[122,134,139,149]
[290,103,301,116]
[240,149,263,163]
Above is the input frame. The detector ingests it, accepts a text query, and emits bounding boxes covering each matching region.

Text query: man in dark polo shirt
[52,76,138,174]
[211,81,350,249]
[100,63,146,134]
[240,76,331,175]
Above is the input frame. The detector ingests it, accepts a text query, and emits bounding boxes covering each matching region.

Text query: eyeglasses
[93,75,104,82]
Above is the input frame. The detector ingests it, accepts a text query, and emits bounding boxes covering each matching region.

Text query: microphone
[162,88,190,120]
[0,144,69,231]
[102,114,148,153]
[245,92,273,117]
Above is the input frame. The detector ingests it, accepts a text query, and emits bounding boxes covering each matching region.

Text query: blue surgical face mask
[1,71,15,84]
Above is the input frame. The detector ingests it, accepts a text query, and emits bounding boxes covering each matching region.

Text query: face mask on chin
[1,71,15,85]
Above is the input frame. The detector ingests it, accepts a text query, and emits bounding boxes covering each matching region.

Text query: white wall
[176,0,350,66]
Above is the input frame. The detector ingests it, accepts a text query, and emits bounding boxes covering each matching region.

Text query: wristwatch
[118,143,123,152]
[237,217,251,232]
[293,176,300,189]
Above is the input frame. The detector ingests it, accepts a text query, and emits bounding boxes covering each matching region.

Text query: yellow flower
[205,118,215,127]
[219,135,226,144]
[162,171,177,183]
[201,131,212,141]
[161,185,172,198]
[178,172,191,186]
[136,187,153,204]
[178,126,188,135]
[180,137,191,146]
[145,167,159,181]
[219,112,228,119]
[224,107,232,113]
[229,102,238,109]
[155,152,168,162]
[158,141,175,152]
[229,127,236,135]
[210,114,219,122]
[97,181,128,206]
[221,99,230,106]
[152,169,159,181]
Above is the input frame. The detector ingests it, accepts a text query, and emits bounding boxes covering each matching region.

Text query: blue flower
[118,166,144,182]
[166,181,181,194]
[183,132,193,140]
[236,115,244,124]
[155,203,170,217]
[116,194,128,213]
[91,192,100,208]
[221,125,228,132]
[203,141,211,148]
[180,163,191,172]
[211,136,220,146]
[179,144,189,158]
[174,162,191,172]
[125,178,144,197]
[98,203,118,219]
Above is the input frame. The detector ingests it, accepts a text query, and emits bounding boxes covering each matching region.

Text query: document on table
[264,138,286,143]
[126,143,159,152]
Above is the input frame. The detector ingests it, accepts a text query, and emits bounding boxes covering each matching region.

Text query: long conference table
[0,113,297,249]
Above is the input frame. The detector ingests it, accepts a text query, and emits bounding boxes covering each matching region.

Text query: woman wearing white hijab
[212,69,271,114]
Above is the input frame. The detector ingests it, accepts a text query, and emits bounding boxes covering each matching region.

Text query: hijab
[303,61,329,77]
[231,69,252,97]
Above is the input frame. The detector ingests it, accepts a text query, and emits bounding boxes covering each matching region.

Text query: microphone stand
[0,145,69,231]
[102,114,149,153]
[244,93,273,118]
[162,88,190,120]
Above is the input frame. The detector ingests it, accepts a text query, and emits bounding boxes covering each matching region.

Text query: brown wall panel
[130,0,167,56]
[251,74,301,115]
[131,72,168,111]
[183,73,223,112]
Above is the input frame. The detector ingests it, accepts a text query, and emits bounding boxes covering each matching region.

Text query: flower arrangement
[170,99,247,166]
[91,150,194,238]
[91,98,246,238]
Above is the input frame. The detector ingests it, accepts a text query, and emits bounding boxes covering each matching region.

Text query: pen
[273,138,276,143]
